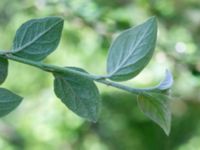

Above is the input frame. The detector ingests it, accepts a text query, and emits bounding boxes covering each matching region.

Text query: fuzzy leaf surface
[107,17,157,81]
[54,68,101,122]
[12,16,64,61]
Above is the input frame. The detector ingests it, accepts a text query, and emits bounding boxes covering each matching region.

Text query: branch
[2,53,154,94]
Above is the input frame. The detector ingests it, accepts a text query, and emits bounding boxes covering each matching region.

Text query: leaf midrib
[13,19,62,52]
[109,23,154,76]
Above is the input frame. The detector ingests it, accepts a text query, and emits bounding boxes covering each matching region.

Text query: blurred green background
[0,0,200,149]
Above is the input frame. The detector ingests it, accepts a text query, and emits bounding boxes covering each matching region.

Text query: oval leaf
[137,92,171,135]
[53,69,101,122]
[0,58,8,84]
[107,17,157,81]
[12,16,64,61]
[0,88,23,117]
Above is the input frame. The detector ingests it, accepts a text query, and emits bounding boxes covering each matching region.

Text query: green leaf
[137,92,171,135]
[0,88,23,117]
[53,68,101,122]
[107,17,157,81]
[12,16,64,61]
[0,58,8,85]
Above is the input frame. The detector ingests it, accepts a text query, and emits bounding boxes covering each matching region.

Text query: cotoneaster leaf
[137,92,171,135]
[107,17,157,81]
[0,57,8,85]
[12,16,64,61]
[53,68,101,122]
[0,88,23,117]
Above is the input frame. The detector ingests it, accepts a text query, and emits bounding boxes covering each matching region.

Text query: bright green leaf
[12,16,64,61]
[0,88,23,117]
[53,68,101,122]
[0,58,8,85]
[107,17,157,81]
[137,92,171,135]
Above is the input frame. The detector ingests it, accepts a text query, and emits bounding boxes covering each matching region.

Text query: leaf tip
[161,116,171,136]
[19,96,24,102]
[0,88,23,118]
[146,16,157,24]
[165,128,171,136]
[146,16,157,31]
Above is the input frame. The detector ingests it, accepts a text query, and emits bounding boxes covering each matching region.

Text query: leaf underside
[137,92,171,135]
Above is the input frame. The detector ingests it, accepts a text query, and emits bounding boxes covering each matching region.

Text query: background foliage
[0,0,200,149]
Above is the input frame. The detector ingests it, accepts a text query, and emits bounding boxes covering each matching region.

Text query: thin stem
[96,79,147,93]
[4,54,99,80]
[1,53,155,94]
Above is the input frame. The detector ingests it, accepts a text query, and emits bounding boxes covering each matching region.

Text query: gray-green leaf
[53,69,101,122]
[12,16,64,61]
[0,57,8,85]
[107,17,157,81]
[137,92,171,135]
[0,88,23,117]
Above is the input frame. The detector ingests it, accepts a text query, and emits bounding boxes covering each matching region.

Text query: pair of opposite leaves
[0,16,173,135]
